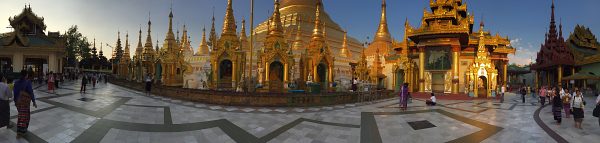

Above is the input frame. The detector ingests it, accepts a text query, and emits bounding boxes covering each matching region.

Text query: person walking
[561,89,572,118]
[13,70,38,135]
[500,84,506,103]
[80,74,87,93]
[571,89,585,129]
[595,93,600,126]
[539,86,547,106]
[399,83,409,110]
[145,73,153,96]
[552,91,563,124]
[92,74,97,88]
[520,87,527,103]
[0,73,14,129]
[47,72,55,94]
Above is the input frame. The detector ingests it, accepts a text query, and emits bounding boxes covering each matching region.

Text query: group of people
[538,86,600,128]
[0,70,37,136]
[79,72,108,93]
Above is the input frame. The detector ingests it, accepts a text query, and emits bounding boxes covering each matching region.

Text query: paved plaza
[1,81,599,143]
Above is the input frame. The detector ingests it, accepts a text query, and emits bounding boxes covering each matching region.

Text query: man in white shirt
[500,83,506,103]
[0,73,14,128]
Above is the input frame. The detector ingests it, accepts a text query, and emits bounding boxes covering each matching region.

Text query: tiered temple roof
[532,1,574,69]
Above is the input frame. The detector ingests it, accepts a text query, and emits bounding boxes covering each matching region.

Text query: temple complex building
[398,0,515,97]
[209,0,246,90]
[184,27,211,89]
[157,9,189,87]
[0,5,66,75]
[257,0,294,92]
[531,1,575,89]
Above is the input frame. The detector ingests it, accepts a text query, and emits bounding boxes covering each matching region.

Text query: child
[426,93,437,106]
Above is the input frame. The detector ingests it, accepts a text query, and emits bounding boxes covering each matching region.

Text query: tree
[63,25,91,67]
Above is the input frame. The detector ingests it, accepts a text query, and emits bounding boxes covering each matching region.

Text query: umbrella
[562,72,600,80]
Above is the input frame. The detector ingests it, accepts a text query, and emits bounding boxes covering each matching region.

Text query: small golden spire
[166,7,175,41]
[122,32,131,60]
[311,0,323,40]
[292,23,303,50]
[374,0,391,43]
[240,18,247,41]
[340,31,350,58]
[198,27,209,55]
[268,0,283,37]
[221,0,237,37]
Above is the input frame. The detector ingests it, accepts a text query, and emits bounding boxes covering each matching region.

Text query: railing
[110,78,395,107]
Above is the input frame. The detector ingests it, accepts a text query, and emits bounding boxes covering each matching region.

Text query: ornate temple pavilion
[393,0,515,97]
[531,1,576,88]
[0,5,66,75]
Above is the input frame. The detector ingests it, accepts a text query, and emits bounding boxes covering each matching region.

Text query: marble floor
[0,80,598,143]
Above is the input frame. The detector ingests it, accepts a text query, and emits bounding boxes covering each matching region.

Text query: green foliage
[63,25,91,66]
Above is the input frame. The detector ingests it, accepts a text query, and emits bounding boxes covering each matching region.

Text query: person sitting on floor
[426,93,437,106]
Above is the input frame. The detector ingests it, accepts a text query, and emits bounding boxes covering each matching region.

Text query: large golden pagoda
[210,0,246,90]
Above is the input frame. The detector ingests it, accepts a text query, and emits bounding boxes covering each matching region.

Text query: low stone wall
[110,78,395,107]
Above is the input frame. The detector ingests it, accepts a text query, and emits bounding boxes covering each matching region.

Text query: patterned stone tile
[104,105,164,124]
[99,128,235,143]
[267,122,360,143]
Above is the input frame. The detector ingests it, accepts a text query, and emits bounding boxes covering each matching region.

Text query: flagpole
[249,0,255,92]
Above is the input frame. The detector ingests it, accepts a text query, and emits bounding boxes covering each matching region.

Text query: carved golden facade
[397,0,514,97]
[158,9,188,86]
[210,0,246,90]
[258,0,294,92]
[254,0,363,88]
[299,1,335,88]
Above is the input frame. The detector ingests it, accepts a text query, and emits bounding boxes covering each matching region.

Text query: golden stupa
[253,0,364,86]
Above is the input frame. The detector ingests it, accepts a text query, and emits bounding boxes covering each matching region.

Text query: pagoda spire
[559,19,564,40]
[311,0,323,41]
[340,31,350,58]
[181,24,191,53]
[221,0,237,37]
[92,38,98,57]
[144,15,153,49]
[123,32,130,59]
[135,27,143,58]
[99,42,104,57]
[374,0,391,43]
[548,0,558,41]
[240,19,247,42]
[208,11,217,47]
[292,23,304,50]
[166,8,175,41]
[198,27,209,55]
[268,0,283,37]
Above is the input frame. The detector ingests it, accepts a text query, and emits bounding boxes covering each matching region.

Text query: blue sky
[1,0,599,65]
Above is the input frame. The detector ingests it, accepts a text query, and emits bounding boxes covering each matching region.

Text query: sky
[1,0,599,66]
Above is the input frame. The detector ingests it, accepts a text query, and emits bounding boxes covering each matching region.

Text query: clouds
[508,38,539,66]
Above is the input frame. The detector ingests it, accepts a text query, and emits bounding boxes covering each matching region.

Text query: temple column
[503,61,508,86]
[418,47,425,92]
[328,65,333,86]
[546,70,550,87]
[535,71,539,89]
[232,61,238,88]
[557,65,563,87]
[451,45,460,94]
[264,62,269,83]
[284,63,289,88]
[571,67,575,88]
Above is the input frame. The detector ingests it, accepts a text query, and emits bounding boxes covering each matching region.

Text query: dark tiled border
[533,104,568,143]
[361,109,504,143]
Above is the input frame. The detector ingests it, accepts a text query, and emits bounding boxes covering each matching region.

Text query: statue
[424,72,432,92]
[444,71,452,93]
